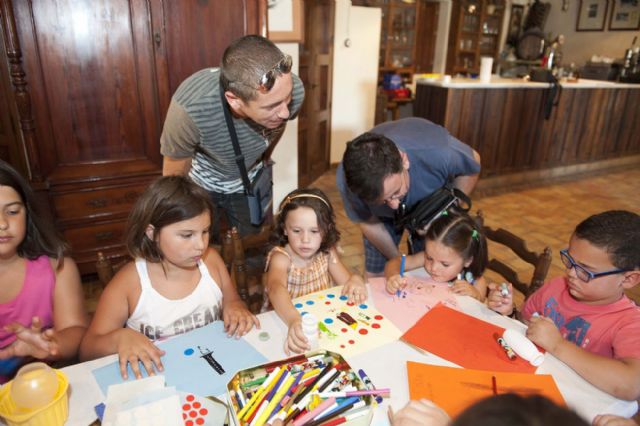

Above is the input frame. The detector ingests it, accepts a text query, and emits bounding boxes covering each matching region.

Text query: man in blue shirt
[336,118,481,277]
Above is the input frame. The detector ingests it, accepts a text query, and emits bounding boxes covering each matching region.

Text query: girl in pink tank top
[0,160,88,383]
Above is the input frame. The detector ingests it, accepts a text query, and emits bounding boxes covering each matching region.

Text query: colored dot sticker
[190,410,198,418]
[186,395,195,402]
[294,303,303,308]
[372,323,381,329]
[184,348,195,356]
[359,304,368,309]
[193,402,201,409]
[324,318,334,324]
[359,328,369,335]
[306,300,315,305]
[340,344,346,348]
[196,419,205,425]
[346,301,355,306]
[301,311,308,316]
[325,301,331,305]
[183,404,191,411]
[339,295,348,301]
[259,331,270,341]
[327,294,335,298]
[374,315,384,320]
[199,408,208,416]
[348,339,355,345]
[186,420,193,426]
[341,328,348,333]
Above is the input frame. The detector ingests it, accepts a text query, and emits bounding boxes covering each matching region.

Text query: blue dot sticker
[339,295,348,301]
[306,300,315,305]
[184,348,195,356]
[359,304,368,309]
[301,311,309,316]
[324,318,334,324]
[294,303,303,309]
[327,294,335,299]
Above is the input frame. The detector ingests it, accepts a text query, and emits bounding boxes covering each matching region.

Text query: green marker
[240,375,267,388]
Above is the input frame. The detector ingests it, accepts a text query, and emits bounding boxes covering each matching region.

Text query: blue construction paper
[91,321,267,397]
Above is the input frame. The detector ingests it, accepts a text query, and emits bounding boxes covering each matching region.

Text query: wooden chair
[475,210,552,298]
[220,225,271,313]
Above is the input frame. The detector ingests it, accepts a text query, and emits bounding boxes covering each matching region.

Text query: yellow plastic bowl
[0,369,69,426]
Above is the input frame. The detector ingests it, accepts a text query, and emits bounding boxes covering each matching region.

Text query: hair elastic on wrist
[278,193,331,214]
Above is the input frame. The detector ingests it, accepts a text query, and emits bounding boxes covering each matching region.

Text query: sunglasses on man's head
[256,54,293,93]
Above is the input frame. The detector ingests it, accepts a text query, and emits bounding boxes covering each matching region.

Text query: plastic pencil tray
[226,349,374,426]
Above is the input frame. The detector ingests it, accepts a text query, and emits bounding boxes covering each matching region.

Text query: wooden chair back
[475,210,552,298]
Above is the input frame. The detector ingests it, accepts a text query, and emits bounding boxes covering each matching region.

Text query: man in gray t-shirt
[336,118,481,276]
[161,35,305,238]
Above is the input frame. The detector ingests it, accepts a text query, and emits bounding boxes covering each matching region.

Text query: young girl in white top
[265,188,367,354]
[385,208,489,301]
[80,176,258,379]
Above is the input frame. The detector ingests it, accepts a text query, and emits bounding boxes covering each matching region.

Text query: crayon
[357,368,383,404]
[317,388,390,398]
[499,282,509,297]
[493,332,516,360]
[306,400,366,426]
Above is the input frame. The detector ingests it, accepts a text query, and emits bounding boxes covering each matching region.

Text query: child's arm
[79,263,165,380]
[203,247,259,338]
[451,275,488,302]
[526,315,640,400]
[265,251,308,354]
[327,248,367,304]
[0,257,89,362]
[384,252,424,294]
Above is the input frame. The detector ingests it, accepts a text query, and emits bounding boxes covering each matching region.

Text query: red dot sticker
[346,301,355,306]
[359,328,368,335]
[341,328,348,333]
[186,394,195,402]
[325,301,331,305]
[183,404,191,411]
[186,421,193,426]
[190,410,198,418]
[199,408,208,416]
[372,323,381,329]
[340,344,346,348]
[348,339,355,344]
[183,413,187,420]
[193,402,201,409]
[374,315,383,320]
[196,418,205,425]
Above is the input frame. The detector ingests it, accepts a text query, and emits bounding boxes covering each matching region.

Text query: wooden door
[414,1,440,73]
[298,0,334,188]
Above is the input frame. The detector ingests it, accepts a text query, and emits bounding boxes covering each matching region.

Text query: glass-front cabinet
[447,0,505,75]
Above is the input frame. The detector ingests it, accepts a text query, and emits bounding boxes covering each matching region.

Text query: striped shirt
[160,68,305,193]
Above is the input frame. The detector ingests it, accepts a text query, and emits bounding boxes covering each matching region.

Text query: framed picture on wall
[507,5,525,44]
[576,0,608,31]
[268,0,305,42]
[609,0,640,30]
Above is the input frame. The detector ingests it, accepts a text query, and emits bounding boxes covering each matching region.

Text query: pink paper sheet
[369,276,458,332]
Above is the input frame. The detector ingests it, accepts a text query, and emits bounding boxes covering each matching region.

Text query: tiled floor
[313,166,640,305]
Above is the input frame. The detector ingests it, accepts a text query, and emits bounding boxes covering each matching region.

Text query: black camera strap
[220,83,253,195]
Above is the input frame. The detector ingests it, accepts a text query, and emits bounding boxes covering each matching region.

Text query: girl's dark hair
[126,176,214,262]
[0,160,67,262]
[272,188,339,253]
[452,394,588,426]
[425,208,488,278]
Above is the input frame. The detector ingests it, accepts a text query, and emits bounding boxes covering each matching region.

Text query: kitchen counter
[414,76,640,187]
[416,75,640,89]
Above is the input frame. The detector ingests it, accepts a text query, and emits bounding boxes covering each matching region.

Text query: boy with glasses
[489,210,640,401]
[161,35,305,238]
[336,117,481,277]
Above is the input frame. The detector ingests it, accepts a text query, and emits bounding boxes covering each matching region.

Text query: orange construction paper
[407,361,566,418]
[401,304,537,373]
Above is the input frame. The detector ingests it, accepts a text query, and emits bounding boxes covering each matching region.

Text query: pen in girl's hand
[400,254,406,277]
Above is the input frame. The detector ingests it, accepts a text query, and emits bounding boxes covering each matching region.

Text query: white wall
[543,0,638,65]
[330,1,382,164]
[272,43,300,210]
[431,0,453,74]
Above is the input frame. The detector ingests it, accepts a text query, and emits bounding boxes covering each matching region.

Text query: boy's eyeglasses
[559,249,628,282]
[257,55,293,92]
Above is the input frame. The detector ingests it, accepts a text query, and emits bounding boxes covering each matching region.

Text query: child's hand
[487,282,514,315]
[0,317,59,360]
[285,320,309,355]
[223,300,260,338]
[115,328,165,380]
[386,274,407,295]
[450,280,482,300]
[526,315,563,353]
[388,399,450,426]
[342,276,368,304]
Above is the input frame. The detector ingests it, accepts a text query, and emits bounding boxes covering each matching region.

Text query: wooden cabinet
[446,0,505,75]
[0,0,266,274]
